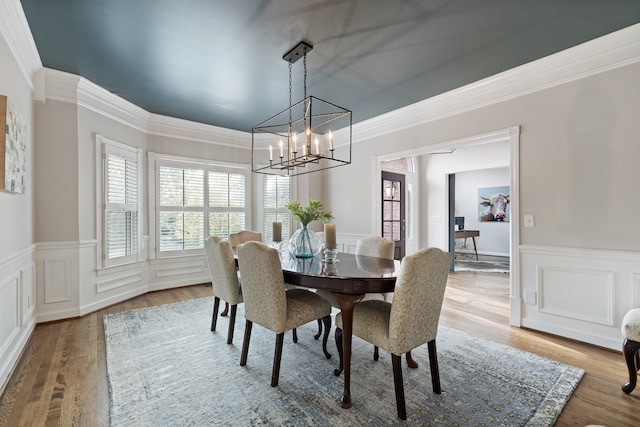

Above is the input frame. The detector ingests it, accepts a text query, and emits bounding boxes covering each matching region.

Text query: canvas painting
[1,95,27,194]
[478,186,510,222]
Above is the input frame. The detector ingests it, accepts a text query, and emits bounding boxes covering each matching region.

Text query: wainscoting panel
[0,274,19,352]
[0,247,36,394]
[148,257,211,291]
[43,257,72,304]
[520,245,640,350]
[537,265,614,326]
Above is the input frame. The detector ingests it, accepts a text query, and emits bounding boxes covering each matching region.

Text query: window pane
[125,158,138,204]
[159,166,204,207]
[228,174,245,208]
[107,155,126,204]
[107,211,126,258]
[184,169,204,207]
[208,212,246,238]
[263,175,291,242]
[209,172,229,207]
[106,152,138,261]
[159,166,184,206]
[159,212,204,251]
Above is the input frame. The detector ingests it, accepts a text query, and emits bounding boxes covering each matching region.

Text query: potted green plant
[285,199,333,258]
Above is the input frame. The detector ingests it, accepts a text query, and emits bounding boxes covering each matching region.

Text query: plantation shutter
[263,175,291,241]
[105,147,139,265]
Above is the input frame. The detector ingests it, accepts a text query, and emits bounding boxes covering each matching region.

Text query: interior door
[382,171,405,260]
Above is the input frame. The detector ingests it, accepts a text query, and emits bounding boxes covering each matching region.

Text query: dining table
[278,250,400,409]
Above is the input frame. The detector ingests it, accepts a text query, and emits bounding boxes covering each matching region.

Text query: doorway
[381,171,405,260]
[374,126,521,327]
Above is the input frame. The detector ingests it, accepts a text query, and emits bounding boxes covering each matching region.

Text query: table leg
[471,237,478,260]
[331,292,365,409]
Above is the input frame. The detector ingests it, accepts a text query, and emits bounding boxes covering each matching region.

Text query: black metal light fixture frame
[251,41,352,177]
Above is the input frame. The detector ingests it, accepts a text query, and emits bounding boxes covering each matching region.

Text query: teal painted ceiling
[20,0,640,132]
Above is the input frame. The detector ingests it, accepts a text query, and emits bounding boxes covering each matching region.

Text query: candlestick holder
[321,243,338,263]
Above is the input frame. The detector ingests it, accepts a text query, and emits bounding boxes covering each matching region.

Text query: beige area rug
[104,297,583,426]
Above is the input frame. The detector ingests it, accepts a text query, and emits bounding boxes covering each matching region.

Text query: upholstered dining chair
[229,230,262,249]
[220,230,262,317]
[237,241,333,387]
[204,236,243,344]
[316,236,393,349]
[334,247,451,420]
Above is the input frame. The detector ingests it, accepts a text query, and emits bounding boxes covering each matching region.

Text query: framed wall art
[478,186,510,222]
[0,95,26,194]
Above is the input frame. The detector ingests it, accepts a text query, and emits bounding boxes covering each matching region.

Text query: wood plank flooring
[0,272,638,426]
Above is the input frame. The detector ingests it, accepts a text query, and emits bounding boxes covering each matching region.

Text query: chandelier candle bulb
[324,223,336,249]
[328,131,334,151]
[272,222,282,242]
[269,145,273,161]
[279,140,284,158]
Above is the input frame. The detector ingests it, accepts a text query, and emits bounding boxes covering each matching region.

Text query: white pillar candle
[324,223,336,247]
[272,222,282,242]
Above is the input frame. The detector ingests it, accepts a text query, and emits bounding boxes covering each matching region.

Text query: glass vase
[289,225,322,258]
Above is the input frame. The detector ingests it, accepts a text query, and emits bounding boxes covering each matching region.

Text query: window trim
[96,134,144,269]
[148,152,251,260]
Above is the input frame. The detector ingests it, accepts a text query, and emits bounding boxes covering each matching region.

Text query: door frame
[381,170,406,260]
[373,126,521,327]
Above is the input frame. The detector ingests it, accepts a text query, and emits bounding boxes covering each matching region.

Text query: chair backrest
[205,236,242,305]
[355,236,395,259]
[388,247,451,355]
[229,230,262,249]
[237,241,288,333]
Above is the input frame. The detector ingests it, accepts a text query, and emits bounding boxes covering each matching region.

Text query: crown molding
[353,23,640,143]
[147,114,250,149]
[0,0,42,88]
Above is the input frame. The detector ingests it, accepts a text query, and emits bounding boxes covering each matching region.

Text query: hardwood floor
[0,272,637,426]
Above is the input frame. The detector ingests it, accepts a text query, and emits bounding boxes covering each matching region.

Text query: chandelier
[251,40,352,177]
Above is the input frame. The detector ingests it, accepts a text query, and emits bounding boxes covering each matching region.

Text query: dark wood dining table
[279,251,400,409]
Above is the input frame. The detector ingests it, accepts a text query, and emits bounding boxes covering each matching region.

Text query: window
[263,175,291,242]
[153,156,250,257]
[102,139,142,267]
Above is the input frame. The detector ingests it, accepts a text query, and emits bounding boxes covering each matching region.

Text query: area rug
[104,297,583,426]
[455,259,510,273]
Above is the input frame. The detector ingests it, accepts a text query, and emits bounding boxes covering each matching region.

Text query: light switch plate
[524,215,535,227]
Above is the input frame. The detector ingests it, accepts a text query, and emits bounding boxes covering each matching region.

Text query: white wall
[0,2,38,393]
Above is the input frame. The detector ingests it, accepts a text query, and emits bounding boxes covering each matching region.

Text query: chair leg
[373,346,379,361]
[227,304,237,344]
[314,318,323,340]
[622,338,640,394]
[406,350,419,369]
[292,328,298,343]
[221,302,229,316]
[271,332,285,387]
[334,327,344,376]
[392,353,407,420]
[240,320,252,366]
[211,297,220,332]
[427,340,441,394]
[321,315,332,359]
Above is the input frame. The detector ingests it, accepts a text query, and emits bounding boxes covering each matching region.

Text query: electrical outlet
[524,215,535,227]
